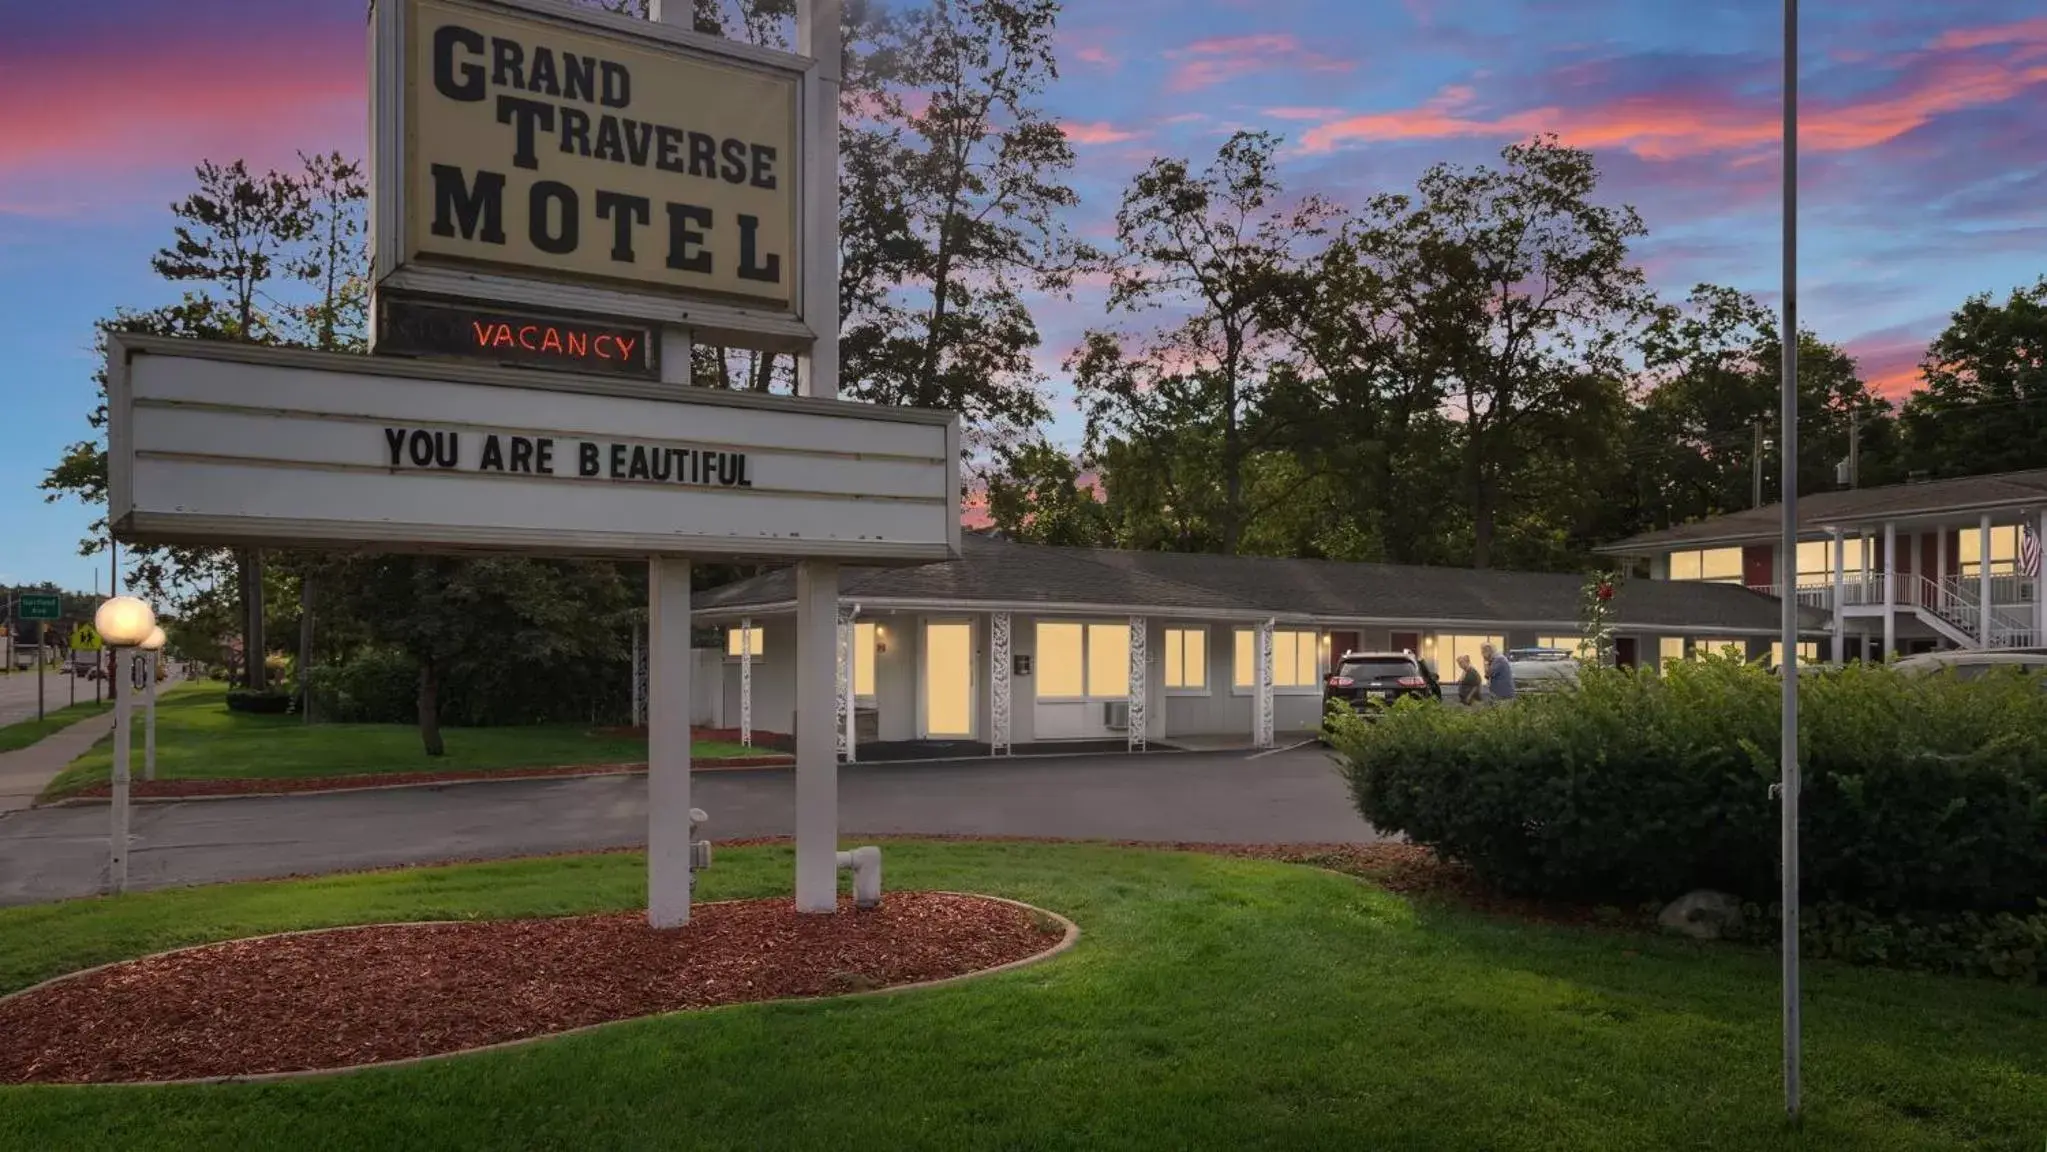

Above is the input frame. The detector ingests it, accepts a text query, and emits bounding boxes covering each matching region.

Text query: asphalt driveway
[0,744,1373,905]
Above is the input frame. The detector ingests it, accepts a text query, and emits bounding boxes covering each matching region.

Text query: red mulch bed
[0,892,1063,1085]
[63,757,794,801]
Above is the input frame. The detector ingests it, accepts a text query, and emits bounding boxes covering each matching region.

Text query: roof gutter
[1598,492,2047,555]
[695,598,1817,636]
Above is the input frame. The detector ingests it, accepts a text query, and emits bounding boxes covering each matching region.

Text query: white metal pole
[793,0,846,915]
[2036,509,2045,644]
[647,556,695,927]
[144,650,159,781]
[1881,522,1896,662]
[1779,0,1802,1118]
[794,562,841,912]
[110,647,134,894]
[1980,514,1994,645]
[1842,532,1858,667]
[631,0,699,924]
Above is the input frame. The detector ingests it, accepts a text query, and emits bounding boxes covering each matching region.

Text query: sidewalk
[0,712,114,814]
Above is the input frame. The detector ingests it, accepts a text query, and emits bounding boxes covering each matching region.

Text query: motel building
[1600,468,2047,663]
[692,534,1824,757]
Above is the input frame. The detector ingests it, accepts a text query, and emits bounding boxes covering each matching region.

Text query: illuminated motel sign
[376,295,659,377]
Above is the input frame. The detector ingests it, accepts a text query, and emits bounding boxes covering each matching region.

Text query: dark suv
[1323,650,1440,719]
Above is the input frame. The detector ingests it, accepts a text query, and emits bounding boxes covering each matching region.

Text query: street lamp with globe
[94,596,156,894]
[139,626,167,783]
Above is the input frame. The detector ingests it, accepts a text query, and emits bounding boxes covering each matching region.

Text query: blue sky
[3,0,2045,588]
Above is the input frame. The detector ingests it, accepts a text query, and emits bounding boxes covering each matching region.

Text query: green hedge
[224,688,294,715]
[1328,657,2047,916]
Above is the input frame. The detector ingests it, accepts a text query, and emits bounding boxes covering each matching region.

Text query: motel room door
[922,620,976,739]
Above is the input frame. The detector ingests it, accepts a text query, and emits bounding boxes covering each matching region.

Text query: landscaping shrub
[1329,657,2047,917]
[308,644,632,728]
[224,688,294,715]
[1731,900,2047,986]
[310,647,419,724]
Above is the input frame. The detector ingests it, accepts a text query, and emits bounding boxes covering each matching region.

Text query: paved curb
[41,758,797,807]
[0,892,1080,1087]
[38,743,1290,807]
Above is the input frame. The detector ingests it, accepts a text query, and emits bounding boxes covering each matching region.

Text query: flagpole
[1779,0,1803,1121]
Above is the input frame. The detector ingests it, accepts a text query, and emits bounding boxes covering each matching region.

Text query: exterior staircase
[1909,575,2037,649]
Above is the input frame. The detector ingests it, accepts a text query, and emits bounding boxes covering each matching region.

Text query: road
[0,745,1373,904]
[0,669,95,728]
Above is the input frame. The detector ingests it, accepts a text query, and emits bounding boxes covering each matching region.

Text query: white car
[1890,648,2047,679]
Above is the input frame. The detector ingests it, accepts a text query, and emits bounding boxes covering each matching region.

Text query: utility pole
[1847,409,1860,489]
[1753,420,1766,508]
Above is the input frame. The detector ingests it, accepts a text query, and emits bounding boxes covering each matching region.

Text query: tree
[983,439,1111,546]
[319,556,637,755]
[1361,136,1652,567]
[1625,284,1896,538]
[284,151,369,353]
[1897,278,2047,478]
[1256,217,1469,565]
[149,159,313,689]
[1075,131,1334,554]
[839,0,1083,452]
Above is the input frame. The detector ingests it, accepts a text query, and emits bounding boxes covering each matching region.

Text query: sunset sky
[4,0,2045,589]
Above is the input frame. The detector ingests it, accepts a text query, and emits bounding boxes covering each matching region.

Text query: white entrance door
[923,621,975,738]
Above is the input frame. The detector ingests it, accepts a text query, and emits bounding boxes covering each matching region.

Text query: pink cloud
[1843,331,1929,400]
[1298,32,2047,162]
[1061,121,1141,145]
[1165,33,1354,93]
[1263,106,1350,121]
[0,39,360,180]
[1933,18,2047,51]
[1074,45,1117,68]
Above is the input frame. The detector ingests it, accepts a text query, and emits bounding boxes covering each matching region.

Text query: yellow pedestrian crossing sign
[69,623,103,652]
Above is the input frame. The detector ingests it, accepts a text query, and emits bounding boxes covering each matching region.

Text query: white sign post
[105,0,942,927]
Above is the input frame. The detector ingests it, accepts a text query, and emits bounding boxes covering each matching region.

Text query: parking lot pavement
[0,745,1376,904]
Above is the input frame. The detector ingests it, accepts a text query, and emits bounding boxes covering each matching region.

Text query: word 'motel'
[425,23,783,285]
[385,427,754,488]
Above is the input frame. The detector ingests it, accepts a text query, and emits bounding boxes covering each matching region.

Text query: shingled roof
[1598,468,2047,554]
[696,535,1821,634]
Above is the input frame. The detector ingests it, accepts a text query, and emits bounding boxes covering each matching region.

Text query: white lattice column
[836,607,854,763]
[989,612,1012,755]
[1256,619,1276,749]
[739,617,754,747]
[1127,616,1148,752]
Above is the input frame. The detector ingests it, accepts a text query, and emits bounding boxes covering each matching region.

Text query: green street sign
[18,594,61,621]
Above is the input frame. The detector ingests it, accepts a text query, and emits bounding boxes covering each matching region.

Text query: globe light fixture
[94,596,156,648]
[140,626,167,652]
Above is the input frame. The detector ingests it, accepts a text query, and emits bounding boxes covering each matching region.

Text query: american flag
[2024,523,2042,578]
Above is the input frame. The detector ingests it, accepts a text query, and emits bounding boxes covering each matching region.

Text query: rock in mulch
[1657,890,1746,940]
[0,893,1063,1085]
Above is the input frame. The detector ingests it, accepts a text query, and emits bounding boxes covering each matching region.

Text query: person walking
[1481,643,1515,702]
[1455,654,1483,705]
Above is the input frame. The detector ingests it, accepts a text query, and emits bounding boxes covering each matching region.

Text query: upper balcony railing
[1744,572,2038,616]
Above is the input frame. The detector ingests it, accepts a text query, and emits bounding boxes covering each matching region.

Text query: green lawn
[0,699,111,755]
[2,843,2042,1151]
[38,685,771,800]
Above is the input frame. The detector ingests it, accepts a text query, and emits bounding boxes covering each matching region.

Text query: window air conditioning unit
[1103,700,1130,731]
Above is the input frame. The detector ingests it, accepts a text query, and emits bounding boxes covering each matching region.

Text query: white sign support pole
[793,0,846,915]
[637,0,698,926]
[647,555,694,927]
[794,561,840,912]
